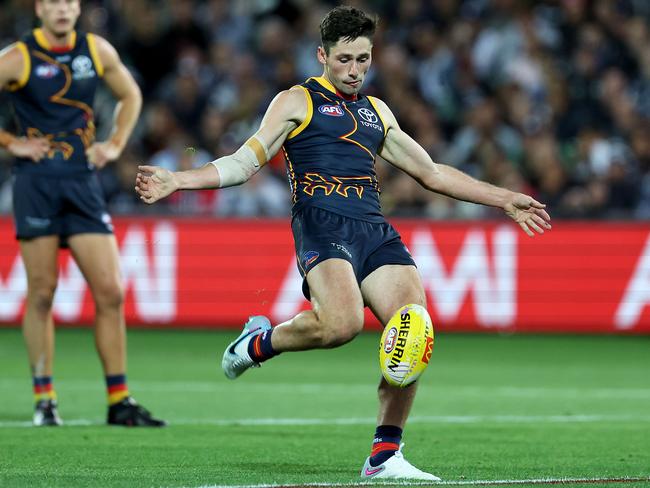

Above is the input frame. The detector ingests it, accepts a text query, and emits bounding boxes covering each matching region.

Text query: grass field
[0,328,648,488]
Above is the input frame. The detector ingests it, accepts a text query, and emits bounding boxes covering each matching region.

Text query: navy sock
[247,329,278,363]
[369,425,402,467]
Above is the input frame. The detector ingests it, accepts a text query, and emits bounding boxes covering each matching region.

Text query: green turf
[0,328,648,488]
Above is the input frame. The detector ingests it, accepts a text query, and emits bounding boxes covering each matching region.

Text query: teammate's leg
[68,233,165,426]
[68,234,125,376]
[222,258,365,378]
[20,236,62,426]
[359,264,439,480]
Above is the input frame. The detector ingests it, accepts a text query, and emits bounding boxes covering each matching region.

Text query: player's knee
[319,309,364,348]
[27,280,57,314]
[93,281,125,310]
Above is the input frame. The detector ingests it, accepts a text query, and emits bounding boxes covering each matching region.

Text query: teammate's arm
[0,44,50,161]
[135,87,305,204]
[85,36,142,168]
[374,97,551,236]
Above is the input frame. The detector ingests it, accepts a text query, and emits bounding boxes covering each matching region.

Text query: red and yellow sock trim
[252,334,263,360]
[33,383,56,403]
[107,384,129,405]
[371,442,400,457]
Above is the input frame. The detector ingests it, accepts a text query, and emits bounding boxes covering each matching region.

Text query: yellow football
[379,303,434,387]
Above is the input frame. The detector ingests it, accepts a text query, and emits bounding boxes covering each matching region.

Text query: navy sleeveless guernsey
[283,77,388,223]
[6,28,103,175]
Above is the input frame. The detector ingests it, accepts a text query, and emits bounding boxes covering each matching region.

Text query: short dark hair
[319,6,377,54]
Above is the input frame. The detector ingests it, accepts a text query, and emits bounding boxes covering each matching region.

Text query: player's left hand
[135,165,179,204]
[503,193,552,237]
[86,141,121,169]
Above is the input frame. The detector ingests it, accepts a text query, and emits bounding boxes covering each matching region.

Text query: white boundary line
[2,413,650,428]
[188,477,650,488]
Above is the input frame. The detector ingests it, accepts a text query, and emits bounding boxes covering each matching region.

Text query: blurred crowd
[1,0,650,220]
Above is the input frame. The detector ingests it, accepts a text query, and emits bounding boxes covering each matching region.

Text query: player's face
[318,36,372,96]
[36,0,81,37]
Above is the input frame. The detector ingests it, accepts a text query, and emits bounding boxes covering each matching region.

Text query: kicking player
[0,0,164,427]
[135,6,550,478]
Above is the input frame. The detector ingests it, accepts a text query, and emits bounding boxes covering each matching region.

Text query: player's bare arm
[85,35,142,168]
[136,87,306,204]
[0,43,51,161]
[374,98,551,237]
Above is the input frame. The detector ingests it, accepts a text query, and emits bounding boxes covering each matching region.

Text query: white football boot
[33,399,63,426]
[360,443,441,481]
[222,316,272,379]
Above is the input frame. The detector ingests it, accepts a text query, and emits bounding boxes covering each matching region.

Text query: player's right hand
[8,137,50,162]
[135,165,179,204]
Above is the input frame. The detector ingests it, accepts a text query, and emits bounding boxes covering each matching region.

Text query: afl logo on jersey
[357,108,378,123]
[318,104,344,117]
[71,55,96,80]
[35,64,60,79]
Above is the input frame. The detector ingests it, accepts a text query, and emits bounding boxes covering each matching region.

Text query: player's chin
[343,82,363,93]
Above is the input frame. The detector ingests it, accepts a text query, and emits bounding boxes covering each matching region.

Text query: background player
[135,6,550,479]
[0,0,164,427]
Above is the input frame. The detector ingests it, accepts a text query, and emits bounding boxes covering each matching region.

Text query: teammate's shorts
[291,206,416,300]
[12,172,114,246]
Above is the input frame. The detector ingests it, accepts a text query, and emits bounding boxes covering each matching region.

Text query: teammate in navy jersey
[0,0,164,427]
[136,6,551,479]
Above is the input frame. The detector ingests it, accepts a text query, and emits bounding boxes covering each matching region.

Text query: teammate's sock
[369,425,402,466]
[247,329,279,363]
[105,374,130,406]
[33,376,56,403]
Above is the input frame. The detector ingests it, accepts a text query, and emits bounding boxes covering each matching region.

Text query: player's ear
[317,46,327,66]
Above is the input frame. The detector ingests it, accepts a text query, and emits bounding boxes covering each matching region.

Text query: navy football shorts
[291,206,416,300]
[12,172,113,246]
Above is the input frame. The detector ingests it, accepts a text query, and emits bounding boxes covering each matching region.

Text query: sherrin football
[379,304,434,387]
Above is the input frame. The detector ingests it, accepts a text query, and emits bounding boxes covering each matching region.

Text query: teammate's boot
[33,399,63,426]
[107,397,166,427]
[222,316,271,379]
[360,443,441,481]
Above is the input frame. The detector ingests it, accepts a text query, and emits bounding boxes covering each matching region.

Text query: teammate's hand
[503,193,552,237]
[86,141,121,169]
[7,137,51,162]
[135,165,179,204]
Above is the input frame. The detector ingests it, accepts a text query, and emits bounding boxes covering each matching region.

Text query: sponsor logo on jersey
[71,55,96,80]
[35,64,60,79]
[357,108,378,123]
[357,107,383,132]
[318,104,344,117]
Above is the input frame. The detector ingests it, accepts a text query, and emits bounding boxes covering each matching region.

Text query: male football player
[136,6,550,478]
[0,0,164,427]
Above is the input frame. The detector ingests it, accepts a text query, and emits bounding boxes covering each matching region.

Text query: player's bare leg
[222,259,365,378]
[69,233,165,426]
[359,264,439,480]
[361,265,426,427]
[20,236,62,425]
[69,234,126,375]
[272,259,365,350]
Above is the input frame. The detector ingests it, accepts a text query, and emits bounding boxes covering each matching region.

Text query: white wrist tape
[210,142,261,188]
